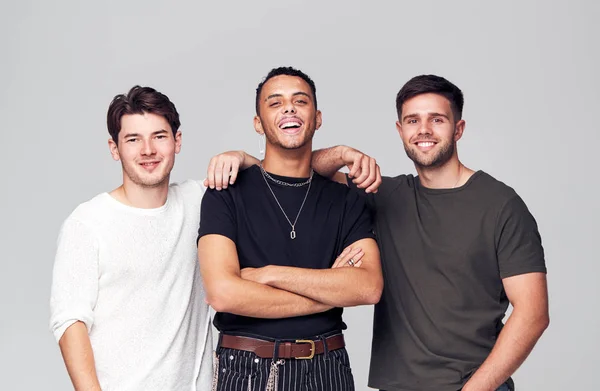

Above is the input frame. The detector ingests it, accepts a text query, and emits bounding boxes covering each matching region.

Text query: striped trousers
[214,347,355,391]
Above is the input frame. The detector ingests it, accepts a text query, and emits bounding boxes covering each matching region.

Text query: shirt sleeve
[495,195,547,278]
[197,188,237,243]
[340,188,376,249]
[346,174,376,210]
[49,218,99,342]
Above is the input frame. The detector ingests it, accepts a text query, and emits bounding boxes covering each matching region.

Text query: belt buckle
[294,339,315,359]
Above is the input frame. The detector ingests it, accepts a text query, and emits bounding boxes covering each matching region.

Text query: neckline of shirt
[100,192,171,215]
[415,170,484,195]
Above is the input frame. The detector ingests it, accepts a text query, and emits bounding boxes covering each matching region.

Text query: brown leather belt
[219,334,345,359]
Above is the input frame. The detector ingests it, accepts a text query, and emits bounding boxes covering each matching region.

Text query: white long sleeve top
[49,180,212,391]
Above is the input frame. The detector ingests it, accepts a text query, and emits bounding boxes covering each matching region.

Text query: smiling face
[396,93,465,168]
[108,112,181,188]
[254,75,322,151]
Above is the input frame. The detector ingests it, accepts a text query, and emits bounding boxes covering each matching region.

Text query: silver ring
[347,258,355,266]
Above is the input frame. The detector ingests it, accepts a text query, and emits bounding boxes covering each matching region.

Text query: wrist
[337,145,350,165]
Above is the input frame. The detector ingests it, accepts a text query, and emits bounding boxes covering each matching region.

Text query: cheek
[158,143,177,156]
[118,146,137,162]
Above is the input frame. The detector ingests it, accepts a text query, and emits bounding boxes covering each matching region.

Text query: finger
[355,156,371,186]
[229,160,240,185]
[203,178,209,188]
[362,158,377,191]
[207,158,217,189]
[332,247,353,268]
[221,160,231,189]
[342,250,364,267]
[341,248,362,265]
[348,155,362,178]
[366,165,382,194]
[354,260,363,268]
[214,161,224,190]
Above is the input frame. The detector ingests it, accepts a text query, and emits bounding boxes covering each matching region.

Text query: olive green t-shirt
[355,171,546,391]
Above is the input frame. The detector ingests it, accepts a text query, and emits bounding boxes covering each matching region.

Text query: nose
[417,122,433,135]
[283,100,296,114]
[141,139,156,156]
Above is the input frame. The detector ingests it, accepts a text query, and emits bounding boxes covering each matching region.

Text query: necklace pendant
[290,230,296,239]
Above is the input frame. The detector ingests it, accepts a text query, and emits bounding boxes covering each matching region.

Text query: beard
[404,138,456,168]
[263,118,317,151]
[121,160,172,188]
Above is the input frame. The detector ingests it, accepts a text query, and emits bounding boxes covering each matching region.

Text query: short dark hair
[396,75,464,121]
[255,67,317,115]
[107,85,181,144]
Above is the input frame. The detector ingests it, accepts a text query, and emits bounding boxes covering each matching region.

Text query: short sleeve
[197,188,237,243]
[495,196,547,278]
[341,189,376,248]
[346,174,376,210]
[49,218,99,342]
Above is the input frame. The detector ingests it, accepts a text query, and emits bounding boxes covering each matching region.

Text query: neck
[416,156,474,189]
[110,177,170,209]
[262,144,312,177]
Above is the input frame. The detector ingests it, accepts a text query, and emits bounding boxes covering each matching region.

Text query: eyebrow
[264,92,311,101]
[122,129,169,139]
[402,112,450,121]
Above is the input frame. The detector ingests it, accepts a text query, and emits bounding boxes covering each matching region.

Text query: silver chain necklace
[259,164,313,239]
[260,165,312,187]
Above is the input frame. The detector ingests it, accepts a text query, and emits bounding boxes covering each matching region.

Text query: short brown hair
[107,86,181,144]
[396,75,464,121]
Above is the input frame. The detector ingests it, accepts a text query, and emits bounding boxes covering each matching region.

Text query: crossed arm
[198,235,382,318]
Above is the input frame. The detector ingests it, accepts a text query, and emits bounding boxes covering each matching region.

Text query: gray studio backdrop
[1,1,597,390]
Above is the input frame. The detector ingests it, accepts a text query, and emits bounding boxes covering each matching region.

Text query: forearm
[207,276,332,318]
[311,146,345,178]
[463,308,549,391]
[58,322,102,391]
[240,151,260,169]
[264,265,382,307]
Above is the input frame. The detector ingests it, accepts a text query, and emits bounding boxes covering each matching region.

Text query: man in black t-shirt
[212,75,549,391]
[197,67,383,391]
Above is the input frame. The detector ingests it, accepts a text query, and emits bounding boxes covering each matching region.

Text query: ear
[454,119,466,142]
[254,115,264,135]
[396,120,404,138]
[174,131,182,154]
[108,138,120,161]
[315,110,323,130]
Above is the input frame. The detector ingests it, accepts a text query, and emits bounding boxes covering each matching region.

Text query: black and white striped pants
[214,347,355,391]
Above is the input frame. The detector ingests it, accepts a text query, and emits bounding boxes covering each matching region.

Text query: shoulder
[61,193,112,235]
[69,193,113,223]
[169,179,206,206]
[470,171,522,208]
[371,174,412,203]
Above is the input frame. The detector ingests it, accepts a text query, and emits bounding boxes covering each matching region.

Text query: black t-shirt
[356,171,546,391]
[198,165,375,339]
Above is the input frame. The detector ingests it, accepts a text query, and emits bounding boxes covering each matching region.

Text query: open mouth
[414,140,437,151]
[278,117,303,134]
[139,161,160,171]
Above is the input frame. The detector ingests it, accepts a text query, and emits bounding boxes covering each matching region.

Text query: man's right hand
[311,145,382,193]
[340,146,382,193]
[204,151,259,190]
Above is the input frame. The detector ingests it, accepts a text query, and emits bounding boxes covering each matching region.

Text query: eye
[156,135,167,139]
[432,117,443,123]
[126,138,138,143]
[269,101,281,107]
[296,99,307,105]
[407,119,417,124]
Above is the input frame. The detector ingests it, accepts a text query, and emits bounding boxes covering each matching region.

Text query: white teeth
[281,122,301,129]
[418,142,434,147]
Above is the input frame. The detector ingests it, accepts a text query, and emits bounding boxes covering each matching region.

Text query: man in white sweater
[49,86,212,391]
